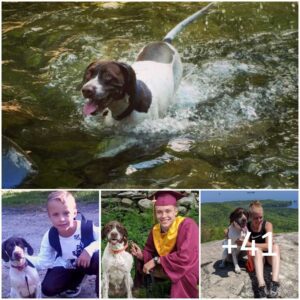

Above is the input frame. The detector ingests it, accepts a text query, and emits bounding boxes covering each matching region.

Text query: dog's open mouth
[109,238,120,245]
[83,98,112,117]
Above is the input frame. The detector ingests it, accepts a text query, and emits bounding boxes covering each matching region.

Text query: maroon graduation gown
[143,218,199,298]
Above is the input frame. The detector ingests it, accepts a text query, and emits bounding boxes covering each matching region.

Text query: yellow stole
[152,216,185,256]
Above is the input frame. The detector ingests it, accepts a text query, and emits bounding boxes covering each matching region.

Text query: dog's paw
[234,265,241,273]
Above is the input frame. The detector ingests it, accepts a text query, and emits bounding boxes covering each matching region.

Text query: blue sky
[201,190,298,203]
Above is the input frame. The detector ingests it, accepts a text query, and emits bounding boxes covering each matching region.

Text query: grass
[201,200,298,243]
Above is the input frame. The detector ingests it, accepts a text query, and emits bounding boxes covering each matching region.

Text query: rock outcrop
[201,232,298,298]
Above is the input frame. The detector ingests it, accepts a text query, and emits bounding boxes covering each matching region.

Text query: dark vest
[48,218,94,258]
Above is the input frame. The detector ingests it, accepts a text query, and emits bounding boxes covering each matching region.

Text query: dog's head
[229,208,248,230]
[2,237,34,263]
[80,61,136,117]
[101,221,128,246]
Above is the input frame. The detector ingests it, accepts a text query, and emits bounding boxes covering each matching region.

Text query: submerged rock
[2,136,38,188]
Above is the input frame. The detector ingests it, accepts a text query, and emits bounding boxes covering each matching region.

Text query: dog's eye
[103,72,113,81]
[86,70,93,80]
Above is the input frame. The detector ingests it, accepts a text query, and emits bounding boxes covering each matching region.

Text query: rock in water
[2,136,37,188]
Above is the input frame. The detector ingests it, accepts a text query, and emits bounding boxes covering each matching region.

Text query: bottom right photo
[201,190,298,299]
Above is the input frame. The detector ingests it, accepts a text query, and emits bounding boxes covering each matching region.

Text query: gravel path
[2,202,99,298]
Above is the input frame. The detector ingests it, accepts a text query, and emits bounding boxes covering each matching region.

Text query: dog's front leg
[36,283,42,298]
[125,272,133,298]
[219,241,227,268]
[10,288,21,298]
[102,272,109,298]
[232,249,241,273]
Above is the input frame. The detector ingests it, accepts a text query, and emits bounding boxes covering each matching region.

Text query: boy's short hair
[47,191,76,209]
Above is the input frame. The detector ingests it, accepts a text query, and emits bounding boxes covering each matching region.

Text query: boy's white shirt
[27,220,99,270]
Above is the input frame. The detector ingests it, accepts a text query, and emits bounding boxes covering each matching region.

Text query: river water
[2,2,298,188]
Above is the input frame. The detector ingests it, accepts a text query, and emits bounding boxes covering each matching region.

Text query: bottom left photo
[1,190,100,298]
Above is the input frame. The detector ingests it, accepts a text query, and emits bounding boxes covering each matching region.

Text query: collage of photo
[1,190,298,298]
[1,1,299,299]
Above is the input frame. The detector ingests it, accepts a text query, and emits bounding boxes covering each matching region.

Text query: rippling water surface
[2,2,298,188]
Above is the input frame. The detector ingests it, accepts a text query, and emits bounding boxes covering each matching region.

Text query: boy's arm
[26,230,56,270]
[84,225,99,257]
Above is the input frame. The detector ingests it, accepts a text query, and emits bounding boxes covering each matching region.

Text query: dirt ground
[2,202,99,298]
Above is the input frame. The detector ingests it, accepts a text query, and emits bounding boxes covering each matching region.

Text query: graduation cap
[150,191,184,206]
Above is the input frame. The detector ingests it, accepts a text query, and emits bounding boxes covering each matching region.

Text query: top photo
[2,2,298,189]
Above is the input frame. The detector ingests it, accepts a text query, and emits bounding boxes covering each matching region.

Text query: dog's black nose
[82,85,95,98]
[13,252,22,260]
[110,232,118,239]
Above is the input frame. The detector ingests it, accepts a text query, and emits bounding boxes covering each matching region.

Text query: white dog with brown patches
[101,221,133,298]
[80,4,214,126]
[2,237,41,298]
[219,208,249,274]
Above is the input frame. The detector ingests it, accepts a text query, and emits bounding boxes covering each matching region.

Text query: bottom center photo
[101,190,200,299]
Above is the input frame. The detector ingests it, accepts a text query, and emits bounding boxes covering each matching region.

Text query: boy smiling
[29,191,99,297]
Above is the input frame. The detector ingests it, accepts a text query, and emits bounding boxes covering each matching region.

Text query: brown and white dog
[2,237,41,298]
[80,4,216,126]
[101,221,133,298]
[81,41,182,125]
[219,208,249,273]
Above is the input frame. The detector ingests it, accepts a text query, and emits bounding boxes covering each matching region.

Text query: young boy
[28,191,99,297]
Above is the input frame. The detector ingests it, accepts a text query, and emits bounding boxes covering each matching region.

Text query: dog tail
[163,2,215,44]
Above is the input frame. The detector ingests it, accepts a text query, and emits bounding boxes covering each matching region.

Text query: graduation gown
[143,217,199,298]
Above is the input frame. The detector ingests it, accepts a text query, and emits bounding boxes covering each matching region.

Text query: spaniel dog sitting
[2,237,41,298]
[101,221,133,298]
[219,208,249,273]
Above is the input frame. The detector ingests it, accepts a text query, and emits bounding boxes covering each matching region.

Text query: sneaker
[257,285,268,298]
[59,286,82,298]
[269,281,280,298]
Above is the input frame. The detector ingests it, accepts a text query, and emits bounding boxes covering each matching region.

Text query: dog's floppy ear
[22,238,34,256]
[2,240,9,262]
[118,62,136,94]
[244,209,249,219]
[101,224,109,240]
[229,210,236,224]
[77,61,98,91]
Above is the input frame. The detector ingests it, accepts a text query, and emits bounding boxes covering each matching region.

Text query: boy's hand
[76,250,91,268]
[143,259,155,274]
[131,243,143,260]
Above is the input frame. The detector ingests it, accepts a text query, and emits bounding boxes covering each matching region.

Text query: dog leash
[144,272,155,298]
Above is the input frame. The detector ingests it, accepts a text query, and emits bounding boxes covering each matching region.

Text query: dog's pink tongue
[83,101,98,116]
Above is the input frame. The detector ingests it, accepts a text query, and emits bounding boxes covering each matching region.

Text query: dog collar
[11,260,28,271]
[114,80,152,120]
[110,242,128,254]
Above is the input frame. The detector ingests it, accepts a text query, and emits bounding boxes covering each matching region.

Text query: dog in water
[81,4,214,126]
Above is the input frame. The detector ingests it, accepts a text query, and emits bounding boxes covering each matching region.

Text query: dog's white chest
[10,267,39,297]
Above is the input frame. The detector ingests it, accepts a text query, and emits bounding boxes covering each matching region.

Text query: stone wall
[101,190,199,215]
